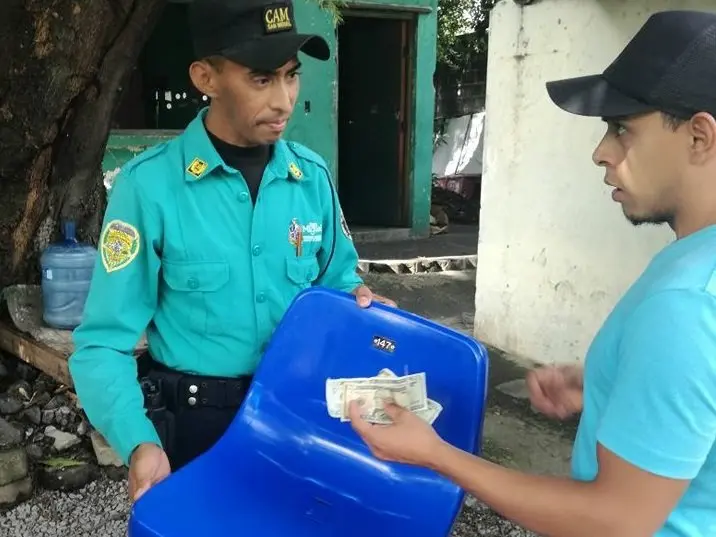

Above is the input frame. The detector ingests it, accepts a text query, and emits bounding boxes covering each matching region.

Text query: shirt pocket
[162,260,230,335]
[285,256,320,291]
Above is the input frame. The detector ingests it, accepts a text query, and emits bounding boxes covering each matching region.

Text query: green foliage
[437,0,498,68]
[311,0,498,69]
[312,0,348,26]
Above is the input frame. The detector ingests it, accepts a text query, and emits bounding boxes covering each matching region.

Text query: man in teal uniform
[350,10,716,537]
[69,0,394,501]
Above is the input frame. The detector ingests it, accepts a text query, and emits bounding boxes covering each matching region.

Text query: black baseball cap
[189,0,330,72]
[547,10,716,119]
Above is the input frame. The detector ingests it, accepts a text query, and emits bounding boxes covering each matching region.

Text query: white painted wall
[474,0,716,365]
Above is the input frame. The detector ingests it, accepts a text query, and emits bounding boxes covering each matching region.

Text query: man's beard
[625,208,674,228]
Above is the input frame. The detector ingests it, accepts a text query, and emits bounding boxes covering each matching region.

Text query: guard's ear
[189,59,222,99]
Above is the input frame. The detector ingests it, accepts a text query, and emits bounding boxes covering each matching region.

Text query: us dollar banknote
[375,368,443,425]
[325,369,443,425]
[340,373,428,424]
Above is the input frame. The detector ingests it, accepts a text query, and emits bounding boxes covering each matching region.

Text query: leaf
[40,457,86,469]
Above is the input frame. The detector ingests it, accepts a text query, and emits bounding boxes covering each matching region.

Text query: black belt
[139,353,253,411]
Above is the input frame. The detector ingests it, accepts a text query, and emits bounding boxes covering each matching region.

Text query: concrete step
[357,254,478,275]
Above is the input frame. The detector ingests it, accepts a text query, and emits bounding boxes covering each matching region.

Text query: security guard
[68,0,394,502]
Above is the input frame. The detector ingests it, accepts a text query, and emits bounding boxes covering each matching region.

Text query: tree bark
[0,0,167,289]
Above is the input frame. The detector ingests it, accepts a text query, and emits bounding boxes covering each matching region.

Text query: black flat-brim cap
[546,10,716,120]
[221,33,330,72]
[189,0,331,72]
[546,75,655,118]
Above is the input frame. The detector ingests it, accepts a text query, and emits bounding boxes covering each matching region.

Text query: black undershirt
[206,130,271,204]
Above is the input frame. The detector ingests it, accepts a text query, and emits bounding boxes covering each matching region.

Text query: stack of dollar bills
[325,368,443,425]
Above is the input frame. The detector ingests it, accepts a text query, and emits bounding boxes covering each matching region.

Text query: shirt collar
[181,108,309,184]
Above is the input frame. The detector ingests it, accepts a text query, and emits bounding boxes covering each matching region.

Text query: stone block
[0,448,28,487]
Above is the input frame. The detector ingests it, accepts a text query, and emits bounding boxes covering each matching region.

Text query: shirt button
[238,192,249,203]
[252,244,262,256]
[256,292,266,303]
[187,277,199,290]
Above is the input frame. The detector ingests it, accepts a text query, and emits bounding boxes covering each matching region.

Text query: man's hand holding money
[348,399,447,468]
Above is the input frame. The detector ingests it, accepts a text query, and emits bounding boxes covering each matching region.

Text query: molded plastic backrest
[130,287,489,537]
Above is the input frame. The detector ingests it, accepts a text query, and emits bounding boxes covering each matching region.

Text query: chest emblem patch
[100,219,140,273]
[289,218,304,256]
[187,157,208,178]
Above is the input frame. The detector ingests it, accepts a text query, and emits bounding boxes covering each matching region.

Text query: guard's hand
[352,285,397,308]
[526,364,584,420]
[128,443,171,502]
[348,400,443,467]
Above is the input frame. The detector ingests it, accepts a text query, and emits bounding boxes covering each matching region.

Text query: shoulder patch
[340,209,352,240]
[100,220,140,273]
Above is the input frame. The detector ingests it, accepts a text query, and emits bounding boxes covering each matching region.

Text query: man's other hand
[352,284,397,308]
[348,400,444,467]
[128,443,171,502]
[526,364,584,420]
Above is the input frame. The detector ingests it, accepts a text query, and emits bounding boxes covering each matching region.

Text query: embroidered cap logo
[263,4,293,34]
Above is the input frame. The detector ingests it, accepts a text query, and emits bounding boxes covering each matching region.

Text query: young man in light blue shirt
[350,10,716,537]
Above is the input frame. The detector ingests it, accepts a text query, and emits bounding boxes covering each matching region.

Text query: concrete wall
[474,0,716,365]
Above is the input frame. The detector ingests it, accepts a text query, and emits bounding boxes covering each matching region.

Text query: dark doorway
[337,12,415,228]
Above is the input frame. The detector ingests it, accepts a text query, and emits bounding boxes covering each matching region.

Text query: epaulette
[121,141,172,175]
[285,140,329,173]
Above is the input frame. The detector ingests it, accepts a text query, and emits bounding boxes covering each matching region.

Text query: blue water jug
[40,220,98,330]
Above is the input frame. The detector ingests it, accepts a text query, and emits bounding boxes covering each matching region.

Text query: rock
[6,380,32,402]
[54,406,73,429]
[44,394,69,411]
[0,448,28,486]
[25,444,44,461]
[14,361,39,383]
[33,392,51,408]
[495,379,530,401]
[0,418,22,450]
[19,406,41,426]
[104,464,129,482]
[21,407,41,426]
[0,395,23,415]
[0,360,9,379]
[41,409,55,425]
[39,461,98,492]
[76,419,89,437]
[33,374,56,395]
[44,426,80,452]
[0,475,32,508]
[90,431,123,467]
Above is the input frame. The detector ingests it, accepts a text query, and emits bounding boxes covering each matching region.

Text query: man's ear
[189,60,220,99]
[687,112,716,165]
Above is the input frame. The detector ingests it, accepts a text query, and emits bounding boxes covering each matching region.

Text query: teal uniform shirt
[68,109,363,464]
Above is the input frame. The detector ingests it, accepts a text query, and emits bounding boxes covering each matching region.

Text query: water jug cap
[62,220,77,243]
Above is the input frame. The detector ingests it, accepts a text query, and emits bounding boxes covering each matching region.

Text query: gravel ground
[0,478,129,537]
[0,476,533,537]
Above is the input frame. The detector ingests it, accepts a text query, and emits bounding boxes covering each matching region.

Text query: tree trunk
[0,0,167,289]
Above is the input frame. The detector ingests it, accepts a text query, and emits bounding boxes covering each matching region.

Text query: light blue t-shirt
[572,225,716,537]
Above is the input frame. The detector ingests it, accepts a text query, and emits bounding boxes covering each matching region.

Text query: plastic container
[40,220,98,330]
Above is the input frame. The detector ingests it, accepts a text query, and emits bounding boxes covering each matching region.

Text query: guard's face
[191,57,301,146]
[592,111,689,226]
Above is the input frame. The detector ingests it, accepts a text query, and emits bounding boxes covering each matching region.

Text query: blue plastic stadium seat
[129,287,489,537]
